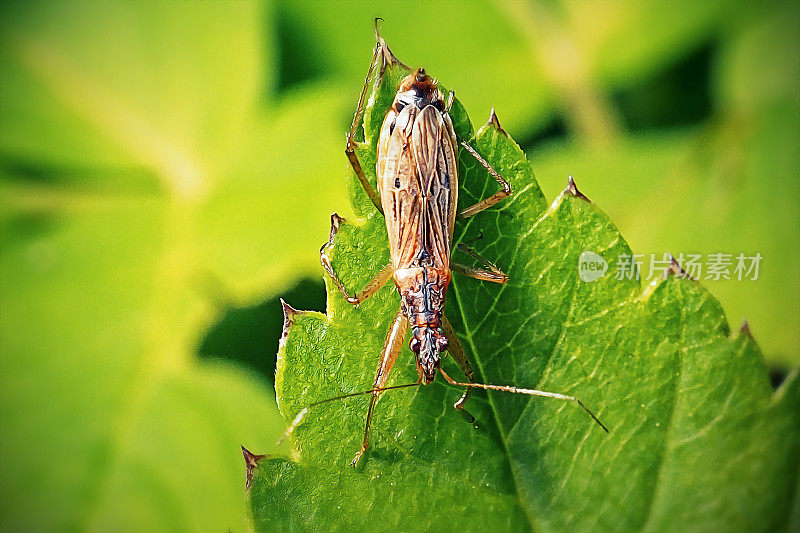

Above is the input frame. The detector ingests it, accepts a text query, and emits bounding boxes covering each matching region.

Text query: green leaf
[248,46,800,532]
[531,119,800,370]
[0,1,355,301]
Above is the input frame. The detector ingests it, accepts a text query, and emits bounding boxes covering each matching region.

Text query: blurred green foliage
[0,1,797,531]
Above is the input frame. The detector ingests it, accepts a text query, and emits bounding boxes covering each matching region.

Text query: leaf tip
[241,445,268,491]
[564,175,590,202]
[327,212,345,244]
[738,317,754,340]
[280,299,303,342]
[664,255,694,280]
[485,108,507,136]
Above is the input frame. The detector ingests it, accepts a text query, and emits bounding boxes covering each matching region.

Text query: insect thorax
[394,267,450,325]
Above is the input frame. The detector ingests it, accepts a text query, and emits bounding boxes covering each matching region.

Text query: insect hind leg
[352,309,411,466]
[439,367,609,433]
[276,382,420,447]
[452,243,508,284]
[441,316,477,423]
[275,312,417,467]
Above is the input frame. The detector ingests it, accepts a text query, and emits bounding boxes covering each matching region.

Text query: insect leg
[322,257,394,306]
[345,31,384,214]
[457,140,512,219]
[441,315,476,422]
[452,264,508,284]
[452,242,508,284]
[439,367,609,433]
[352,309,411,467]
[444,90,455,113]
[319,213,395,305]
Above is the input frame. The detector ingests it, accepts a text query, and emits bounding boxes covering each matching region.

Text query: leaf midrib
[447,142,541,532]
[450,184,624,532]
[15,34,209,201]
[450,279,534,532]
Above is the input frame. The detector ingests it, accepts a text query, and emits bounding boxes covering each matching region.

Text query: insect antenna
[439,368,609,433]
[276,381,421,446]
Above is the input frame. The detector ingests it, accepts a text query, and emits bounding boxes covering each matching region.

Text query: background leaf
[249,51,799,532]
[0,3,294,531]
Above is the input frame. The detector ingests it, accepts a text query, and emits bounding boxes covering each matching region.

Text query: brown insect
[282,21,608,466]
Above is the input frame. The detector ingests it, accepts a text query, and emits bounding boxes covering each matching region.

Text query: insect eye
[433,100,444,112]
[409,337,421,354]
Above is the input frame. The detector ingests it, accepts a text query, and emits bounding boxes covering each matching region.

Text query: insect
[281,21,608,466]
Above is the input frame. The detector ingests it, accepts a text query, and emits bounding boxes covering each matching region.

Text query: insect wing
[378,106,420,268]
[377,105,458,270]
[410,106,458,268]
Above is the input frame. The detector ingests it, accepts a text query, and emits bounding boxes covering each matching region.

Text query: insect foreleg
[345,26,385,214]
[352,309,411,467]
[441,315,476,422]
[457,140,512,218]
[319,213,394,305]
[439,367,610,433]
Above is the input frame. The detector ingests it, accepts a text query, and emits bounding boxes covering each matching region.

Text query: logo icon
[578,251,608,282]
